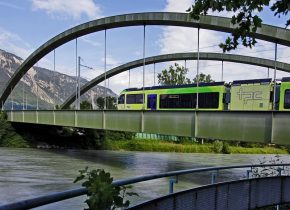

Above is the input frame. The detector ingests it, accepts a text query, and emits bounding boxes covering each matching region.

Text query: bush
[222,142,231,154]
[213,140,223,153]
[74,167,138,210]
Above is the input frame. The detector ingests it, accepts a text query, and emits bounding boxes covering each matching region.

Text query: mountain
[0,49,117,109]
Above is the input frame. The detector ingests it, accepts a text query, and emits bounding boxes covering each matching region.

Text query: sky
[0,0,289,95]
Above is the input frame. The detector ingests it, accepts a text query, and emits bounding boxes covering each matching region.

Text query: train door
[147,94,157,110]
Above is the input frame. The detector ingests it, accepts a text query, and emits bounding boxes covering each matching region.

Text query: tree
[80,101,92,110]
[193,72,215,83]
[96,96,117,110]
[106,96,117,110]
[157,63,191,85]
[96,97,105,109]
[187,0,289,52]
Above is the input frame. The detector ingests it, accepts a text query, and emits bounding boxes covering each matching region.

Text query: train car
[229,78,273,110]
[279,77,290,111]
[117,82,227,111]
[117,77,290,111]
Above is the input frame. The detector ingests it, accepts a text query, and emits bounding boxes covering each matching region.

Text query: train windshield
[118,94,125,104]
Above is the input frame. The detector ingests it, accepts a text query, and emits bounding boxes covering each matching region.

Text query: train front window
[118,94,125,104]
[284,90,290,109]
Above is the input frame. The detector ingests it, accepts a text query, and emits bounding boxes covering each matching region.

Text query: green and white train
[117,78,290,111]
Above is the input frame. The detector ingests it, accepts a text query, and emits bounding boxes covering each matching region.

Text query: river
[0,148,288,209]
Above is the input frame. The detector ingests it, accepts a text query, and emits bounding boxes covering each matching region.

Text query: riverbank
[104,139,289,154]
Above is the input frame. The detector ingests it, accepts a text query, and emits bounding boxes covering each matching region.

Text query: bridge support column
[196,27,200,109]
[142,24,146,109]
[75,38,78,110]
[128,68,131,88]
[153,63,155,86]
[273,42,278,110]
[104,29,107,110]
[221,60,224,81]
[53,49,56,109]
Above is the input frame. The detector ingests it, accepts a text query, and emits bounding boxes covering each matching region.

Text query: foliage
[104,139,288,154]
[193,72,215,83]
[74,167,137,210]
[157,63,215,85]
[106,131,135,141]
[157,63,191,85]
[96,97,117,110]
[96,97,105,109]
[213,140,223,153]
[187,0,289,52]
[0,112,30,148]
[251,155,290,178]
[81,101,93,110]
[222,142,231,154]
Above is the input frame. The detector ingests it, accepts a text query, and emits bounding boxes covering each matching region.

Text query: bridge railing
[6,110,290,145]
[0,163,289,210]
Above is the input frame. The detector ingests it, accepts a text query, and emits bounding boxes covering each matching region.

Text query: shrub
[222,142,231,154]
[213,140,223,153]
[74,167,138,210]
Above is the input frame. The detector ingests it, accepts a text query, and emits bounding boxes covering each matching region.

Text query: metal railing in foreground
[0,163,289,210]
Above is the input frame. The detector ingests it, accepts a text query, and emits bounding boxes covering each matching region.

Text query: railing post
[102,110,106,129]
[74,110,77,127]
[246,168,252,179]
[211,170,219,184]
[53,110,56,125]
[169,176,178,194]
[141,111,144,133]
[278,167,282,176]
[22,110,24,122]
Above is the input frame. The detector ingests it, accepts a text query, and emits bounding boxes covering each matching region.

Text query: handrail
[1,163,289,210]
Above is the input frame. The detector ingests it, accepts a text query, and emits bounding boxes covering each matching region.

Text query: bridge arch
[61,52,290,109]
[1,12,289,108]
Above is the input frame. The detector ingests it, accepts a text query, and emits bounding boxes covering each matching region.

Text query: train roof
[282,77,290,82]
[124,82,225,92]
[232,78,271,86]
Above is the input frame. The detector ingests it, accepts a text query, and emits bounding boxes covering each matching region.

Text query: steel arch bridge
[61,52,290,109]
[0,12,290,108]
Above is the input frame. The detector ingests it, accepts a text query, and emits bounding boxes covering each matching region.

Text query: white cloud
[81,37,101,47]
[156,0,290,84]
[160,0,223,54]
[0,1,23,10]
[101,55,121,68]
[0,27,33,59]
[31,0,101,20]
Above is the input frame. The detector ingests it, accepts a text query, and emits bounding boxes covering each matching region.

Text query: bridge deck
[6,110,290,145]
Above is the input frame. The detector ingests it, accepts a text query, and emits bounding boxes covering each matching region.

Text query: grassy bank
[104,139,289,154]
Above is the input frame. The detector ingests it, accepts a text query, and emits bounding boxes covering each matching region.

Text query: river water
[0,148,289,209]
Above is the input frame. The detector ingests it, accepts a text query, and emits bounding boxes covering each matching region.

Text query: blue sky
[0,0,289,94]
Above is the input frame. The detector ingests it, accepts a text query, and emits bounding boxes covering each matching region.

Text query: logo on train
[237,88,262,104]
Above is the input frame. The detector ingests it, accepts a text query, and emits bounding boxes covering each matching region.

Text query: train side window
[126,94,144,104]
[160,93,219,109]
[284,90,290,109]
[198,92,219,108]
[160,93,196,109]
[118,94,125,104]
